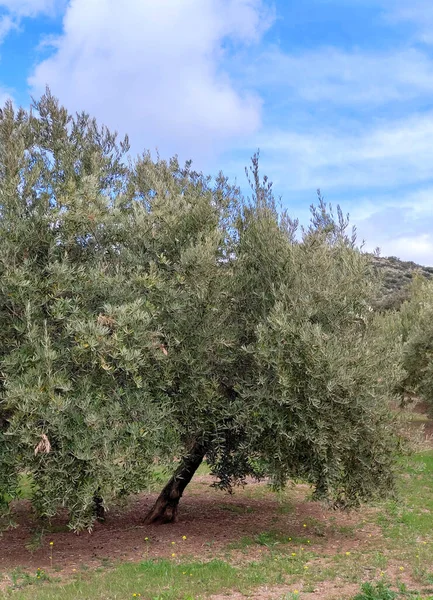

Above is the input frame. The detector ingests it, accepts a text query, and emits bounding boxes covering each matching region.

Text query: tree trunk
[144,441,207,525]
[93,492,105,522]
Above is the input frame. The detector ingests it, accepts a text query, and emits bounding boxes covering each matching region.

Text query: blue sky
[1,0,433,264]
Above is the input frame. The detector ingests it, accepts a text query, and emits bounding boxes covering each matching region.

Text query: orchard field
[1,93,433,599]
[1,410,432,600]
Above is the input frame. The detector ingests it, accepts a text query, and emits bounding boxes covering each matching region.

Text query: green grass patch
[5,553,314,600]
[228,529,311,551]
[378,452,433,541]
[351,581,433,600]
[3,451,433,600]
[218,503,254,515]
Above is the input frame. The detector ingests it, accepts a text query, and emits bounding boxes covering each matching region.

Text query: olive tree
[395,275,433,408]
[0,92,402,530]
[0,93,178,530]
[139,165,403,523]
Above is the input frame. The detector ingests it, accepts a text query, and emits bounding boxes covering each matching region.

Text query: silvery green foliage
[397,276,433,407]
[205,173,402,504]
[0,93,402,530]
[0,93,176,530]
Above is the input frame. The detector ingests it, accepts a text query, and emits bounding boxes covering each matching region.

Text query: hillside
[371,255,433,310]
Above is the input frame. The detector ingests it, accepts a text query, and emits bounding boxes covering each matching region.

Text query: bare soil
[0,414,431,599]
[0,477,368,574]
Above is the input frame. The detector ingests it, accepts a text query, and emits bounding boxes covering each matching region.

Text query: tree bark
[144,441,207,525]
[93,492,105,522]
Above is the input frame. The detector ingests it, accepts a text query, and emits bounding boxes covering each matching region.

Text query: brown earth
[0,414,431,598]
[0,477,424,599]
[0,477,370,574]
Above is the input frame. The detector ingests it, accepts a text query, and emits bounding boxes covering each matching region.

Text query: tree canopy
[393,275,433,409]
[0,91,403,531]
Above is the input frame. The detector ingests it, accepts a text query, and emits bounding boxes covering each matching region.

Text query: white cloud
[0,0,62,17]
[0,13,15,42]
[356,232,433,265]
[0,0,65,46]
[315,0,433,45]
[3,0,431,265]
[29,0,273,162]
[244,46,433,106]
[387,234,433,264]
[365,233,433,266]
[343,188,433,265]
[385,235,433,264]
[0,85,12,106]
[382,0,433,44]
[350,188,433,223]
[244,111,433,192]
[224,109,433,264]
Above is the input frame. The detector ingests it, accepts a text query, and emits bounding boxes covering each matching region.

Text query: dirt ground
[0,476,371,573]
[0,478,421,600]
[0,413,431,599]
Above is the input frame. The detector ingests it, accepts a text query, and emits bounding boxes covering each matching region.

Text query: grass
[376,452,433,563]
[6,556,433,600]
[351,581,433,600]
[228,530,312,551]
[4,554,312,599]
[218,503,255,515]
[2,451,433,600]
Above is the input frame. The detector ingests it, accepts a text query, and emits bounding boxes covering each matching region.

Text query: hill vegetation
[372,255,433,310]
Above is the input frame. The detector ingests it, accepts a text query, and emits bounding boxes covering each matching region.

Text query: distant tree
[395,276,433,409]
[0,92,402,530]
